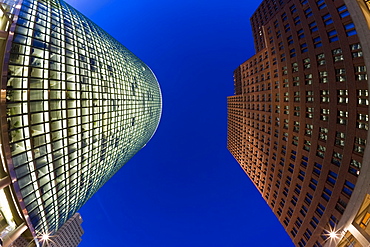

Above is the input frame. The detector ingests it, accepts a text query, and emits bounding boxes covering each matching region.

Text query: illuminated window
[332,151,343,166]
[357,113,369,130]
[335,131,346,147]
[360,212,370,229]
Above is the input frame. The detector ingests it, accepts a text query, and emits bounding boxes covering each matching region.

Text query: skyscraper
[0,0,162,246]
[228,0,370,246]
[46,213,83,247]
[7,213,82,247]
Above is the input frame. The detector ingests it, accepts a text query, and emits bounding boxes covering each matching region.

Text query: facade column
[347,223,370,247]
[2,223,27,247]
[0,176,10,190]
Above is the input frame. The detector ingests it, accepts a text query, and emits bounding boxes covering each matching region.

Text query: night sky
[64,0,294,246]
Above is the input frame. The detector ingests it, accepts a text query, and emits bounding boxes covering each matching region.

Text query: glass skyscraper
[0,0,162,245]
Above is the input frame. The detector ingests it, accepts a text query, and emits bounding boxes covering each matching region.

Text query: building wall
[228,0,370,246]
[0,1,35,247]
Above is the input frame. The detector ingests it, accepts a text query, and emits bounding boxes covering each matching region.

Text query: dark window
[322,13,333,25]
[342,180,355,197]
[338,5,349,18]
[316,203,325,217]
[309,178,318,190]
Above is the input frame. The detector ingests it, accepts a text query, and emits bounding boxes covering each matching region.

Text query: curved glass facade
[1,0,161,236]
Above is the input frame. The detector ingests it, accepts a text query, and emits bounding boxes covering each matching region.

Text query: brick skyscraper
[228,0,370,246]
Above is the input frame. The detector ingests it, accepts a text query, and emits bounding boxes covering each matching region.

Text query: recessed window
[322,187,332,201]
[338,89,348,104]
[333,48,344,61]
[332,151,343,166]
[316,145,326,158]
[316,0,326,9]
[309,21,318,32]
[322,13,333,25]
[357,113,369,130]
[342,180,355,197]
[309,178,318,191]
[328,29,338,42]
[305,7,313,17]
[294,16,301,25]
[338,5,349,18]
[335,131,346,147]
[313,36,322,48]
[337,110,348,125]
[345,22,357,36]
[316,203,326,217]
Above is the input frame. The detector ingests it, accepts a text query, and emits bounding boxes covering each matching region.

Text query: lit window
[305,124,313,135]
[317,53,326,65]
[357,113,369,130]
[337,110,348,125]
[321,108,329,121]
[351,43,363,58]
[333,48,344,61]
[332,151,343,166]
[336,68,346,82]
[355,65,368,81]
[338,89,348,104]
[354,137,366,154]
[320,90,329,103]
[306,90,314,102]
[335,131,346,147]
[316,145,326,158]
[319,127,328,140]
[305,73,312,85]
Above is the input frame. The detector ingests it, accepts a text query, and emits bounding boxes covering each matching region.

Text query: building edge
[324,1,370,246]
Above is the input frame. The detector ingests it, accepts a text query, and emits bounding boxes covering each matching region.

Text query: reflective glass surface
[3,0,162,234]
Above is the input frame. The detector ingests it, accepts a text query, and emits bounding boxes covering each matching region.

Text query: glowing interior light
[41,234,50,241]
[329,232,336,238]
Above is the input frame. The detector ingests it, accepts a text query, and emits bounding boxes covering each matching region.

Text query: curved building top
[0,0,162,238]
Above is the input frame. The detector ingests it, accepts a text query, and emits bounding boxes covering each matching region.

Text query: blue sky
[64,0,295,246]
